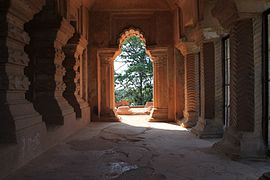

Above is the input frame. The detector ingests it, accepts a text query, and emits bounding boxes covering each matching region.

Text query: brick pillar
[178,42,200,128]
[213,17,266,158]
[192,41,223,138]
[63,33,90,122]
[98,51,119,122]
[25,0,76,126]
[0,0,47,155]
[149,49,169,122]
[175,49,185,119]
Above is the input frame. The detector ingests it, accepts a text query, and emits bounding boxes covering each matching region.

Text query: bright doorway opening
[114,34,153,118]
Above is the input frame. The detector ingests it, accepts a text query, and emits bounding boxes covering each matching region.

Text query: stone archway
[114,29,153,111]
[96,28,170,122]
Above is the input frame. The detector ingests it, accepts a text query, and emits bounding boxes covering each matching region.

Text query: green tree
[115,36,153,105]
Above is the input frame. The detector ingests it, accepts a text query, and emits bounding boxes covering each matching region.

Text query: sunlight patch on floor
[119,115,188,131]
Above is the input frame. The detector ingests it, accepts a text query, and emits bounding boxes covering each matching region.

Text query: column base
[191,117,223,138]
[34,96,76,126]
[149,108,169,122]
[0,118,47,179]
[77,98,90,123]
[80,105,90,123]
[99,109,120,122]
[213,128,267,159]
[0,100,47,144]
[181,111,198,128]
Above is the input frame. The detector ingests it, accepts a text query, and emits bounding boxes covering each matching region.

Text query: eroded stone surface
[5,116,270,180]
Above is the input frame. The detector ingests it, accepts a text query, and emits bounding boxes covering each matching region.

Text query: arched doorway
[114,29,153,117]
[96,29,170,122]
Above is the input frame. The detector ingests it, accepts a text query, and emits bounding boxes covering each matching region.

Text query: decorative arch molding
[118,28,146,48]
[115,28,152,61]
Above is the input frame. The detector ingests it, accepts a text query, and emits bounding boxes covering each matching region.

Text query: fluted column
[0,0,47,146]
[178,42,200,128]
[63,33,90,121]
[149,49,169,121]
[25,0,76,126]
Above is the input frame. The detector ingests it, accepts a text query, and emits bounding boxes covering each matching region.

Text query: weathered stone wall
[89,11,174,48]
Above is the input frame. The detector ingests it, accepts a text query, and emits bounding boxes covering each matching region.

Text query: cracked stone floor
[5,115,270,180]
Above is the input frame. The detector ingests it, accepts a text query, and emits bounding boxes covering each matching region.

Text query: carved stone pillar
[63,33,90,121]
[211,0,269,158]
[98,51,119,122]
[177,42,200,128]
[192,41,223,138]
[25,0,76,126]
[213,17,266,158]
[149,49,169,121]
[0,0,47,147]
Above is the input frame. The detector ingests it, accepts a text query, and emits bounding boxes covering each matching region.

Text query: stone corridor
[5,115,270,180]
[2,0,270,179]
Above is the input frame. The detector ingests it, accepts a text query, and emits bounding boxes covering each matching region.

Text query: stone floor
[5,115,270,180]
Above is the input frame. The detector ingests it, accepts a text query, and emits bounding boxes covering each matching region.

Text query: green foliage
[115,36,153,105]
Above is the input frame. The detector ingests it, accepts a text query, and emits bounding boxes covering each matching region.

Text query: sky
[114,56,128,73]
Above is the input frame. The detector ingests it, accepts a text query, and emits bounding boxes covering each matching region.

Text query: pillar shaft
[192,41,223,138]
[0,0,47,144]
[25,0,76,126]
[176,42,200,127]
[175,49,185,119]
[98,51,118,121]
[149,49,169,121]
[183,54,198,115]
[214,17,266,158]
[63,33,90,120]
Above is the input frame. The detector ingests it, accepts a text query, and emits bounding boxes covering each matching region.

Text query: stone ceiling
[83,0,178,11]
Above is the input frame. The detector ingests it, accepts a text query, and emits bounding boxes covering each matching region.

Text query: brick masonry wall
[253,16,263,136]
[230,19,255,132]
[268,15,270,143]
[214,39,224,125]
[203,42,215,119]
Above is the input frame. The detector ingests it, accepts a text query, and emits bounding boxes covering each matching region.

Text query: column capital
[176,42,200,56]
[151,54,167,65]
[97,49,117,66]
[64,33,88,58]
[149,47,168,64]
[202,28,222,42]
[99,52,115,65]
